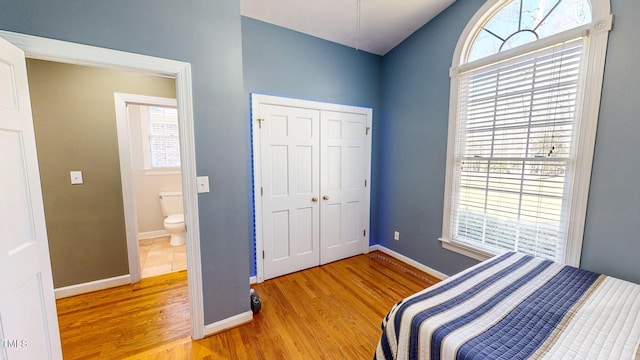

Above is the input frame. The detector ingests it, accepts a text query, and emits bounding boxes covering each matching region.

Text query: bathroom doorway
[116,99,186,278]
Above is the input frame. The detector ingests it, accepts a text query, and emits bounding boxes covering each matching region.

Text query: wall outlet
[394,231,400,241]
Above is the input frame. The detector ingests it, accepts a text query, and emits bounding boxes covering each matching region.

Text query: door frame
[0,30,206,340]
[114,93,178,283]
[251,94,373,283]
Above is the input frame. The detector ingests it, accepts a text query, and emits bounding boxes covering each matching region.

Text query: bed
[375,251,640,360]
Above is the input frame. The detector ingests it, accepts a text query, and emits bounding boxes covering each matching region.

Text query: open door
[0,36,62,359]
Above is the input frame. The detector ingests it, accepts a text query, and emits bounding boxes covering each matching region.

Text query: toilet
[159,192,185,246]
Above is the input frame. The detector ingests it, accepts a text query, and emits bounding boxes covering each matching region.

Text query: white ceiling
[241,0,456,56]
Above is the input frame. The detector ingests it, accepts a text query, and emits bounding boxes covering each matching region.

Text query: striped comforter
[375,252,640,360]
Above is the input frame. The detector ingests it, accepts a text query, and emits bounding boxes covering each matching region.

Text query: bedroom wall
[26,59,176,288]
[580,0,640,283]
[378,0,640,283]
[241,17,383,276]
[0,0,251,325]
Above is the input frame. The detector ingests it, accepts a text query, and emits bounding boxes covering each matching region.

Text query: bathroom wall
[26,59,177,288]
[128,104,182,236]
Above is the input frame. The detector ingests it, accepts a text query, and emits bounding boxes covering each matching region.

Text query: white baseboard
[138,230,170,240]
[370,245,449,280]
[203,311,253,337]
[249,276,257,285]
[54,274,131,299]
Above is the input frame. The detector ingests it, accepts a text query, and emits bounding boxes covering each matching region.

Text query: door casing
[0,30,206,340]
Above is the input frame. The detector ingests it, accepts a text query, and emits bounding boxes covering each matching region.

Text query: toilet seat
[164,214,184,225]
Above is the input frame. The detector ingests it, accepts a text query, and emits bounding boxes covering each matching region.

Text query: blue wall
[0,0,251,324]
[377,0,484,275]
[580,0,640,283]
[241,17,383,276]
[378,0,640,283]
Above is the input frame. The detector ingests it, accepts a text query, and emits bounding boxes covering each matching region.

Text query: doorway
[114,95,186,279]
[2,30,206,339]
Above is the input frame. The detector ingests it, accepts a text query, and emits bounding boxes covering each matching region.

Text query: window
[441,0,612,266]
[144,106,181,169]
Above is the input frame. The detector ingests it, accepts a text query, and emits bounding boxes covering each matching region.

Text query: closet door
[320,111,369,265]
[259,104,321,280]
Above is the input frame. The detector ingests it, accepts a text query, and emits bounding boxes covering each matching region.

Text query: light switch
[70,171,83,185]
[197,176,210,193]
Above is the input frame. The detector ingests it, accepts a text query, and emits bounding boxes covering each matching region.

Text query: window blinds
[148,106,181,168]
[451,39,583,261]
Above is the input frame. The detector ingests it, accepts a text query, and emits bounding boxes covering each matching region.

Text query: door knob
[322,195,329,200]
[311,197,318,202]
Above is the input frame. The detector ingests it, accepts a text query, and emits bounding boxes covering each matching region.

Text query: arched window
[441,0,612,266]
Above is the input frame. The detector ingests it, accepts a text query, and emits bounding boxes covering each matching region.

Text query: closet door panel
[260,104,320,280]
[320,110,368,265]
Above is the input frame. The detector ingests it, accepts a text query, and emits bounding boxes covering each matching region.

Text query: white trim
[138,230,170,240]
[251,94,373,283]
[144,169,181,176]
[562,17,612,266]
[439,239,492,262]
[370,245,449,280]
[249,276,257,285]
[203,311,253,337]
[0,30,205,340]
[441,0,612,267]
[114,93,178,284]
[54,275,131,299]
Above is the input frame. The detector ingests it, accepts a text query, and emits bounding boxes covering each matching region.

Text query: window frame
[140,105,181,175]
[440,0,613,266]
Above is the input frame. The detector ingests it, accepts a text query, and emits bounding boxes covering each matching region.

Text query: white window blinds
[148,106,181,168]
[450,39,583,262]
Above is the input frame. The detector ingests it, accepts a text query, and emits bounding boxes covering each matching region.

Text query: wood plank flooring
[56,251,440,359]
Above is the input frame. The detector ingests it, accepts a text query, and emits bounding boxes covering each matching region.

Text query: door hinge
[366,126,370,135]
[262,250,265,259]
[260,187,263,196]
[364,179,367,187]
[363,229,366,237]
[257,118,265,129]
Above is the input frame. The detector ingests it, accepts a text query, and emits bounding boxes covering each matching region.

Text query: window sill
[144,169,181,176]
[439,237,494,262]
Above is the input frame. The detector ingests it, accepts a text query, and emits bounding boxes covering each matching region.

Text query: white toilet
[159,192,185,246]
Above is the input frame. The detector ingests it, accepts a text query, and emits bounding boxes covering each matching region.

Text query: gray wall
[0,0,250,324]
[378,0,640,283]
[241,17,383,276]
[580,0,640,283]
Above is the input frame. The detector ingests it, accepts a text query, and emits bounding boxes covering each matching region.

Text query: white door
[258,104,321,279]
[0,37,63,359]
[320,111,369,264]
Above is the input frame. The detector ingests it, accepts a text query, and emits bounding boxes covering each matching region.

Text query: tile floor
[139,236,187,278]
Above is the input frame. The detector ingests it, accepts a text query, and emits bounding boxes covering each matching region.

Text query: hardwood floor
[56,251,440,359]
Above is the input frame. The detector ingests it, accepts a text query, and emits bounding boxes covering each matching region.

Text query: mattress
[375,251,640,360]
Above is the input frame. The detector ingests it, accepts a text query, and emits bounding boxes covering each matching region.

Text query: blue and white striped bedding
[375,252,640,360]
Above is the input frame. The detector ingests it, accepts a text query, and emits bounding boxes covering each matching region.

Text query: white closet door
[259,104,321,280]
[320,110,368,265]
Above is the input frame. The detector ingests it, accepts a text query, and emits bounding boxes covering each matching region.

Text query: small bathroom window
[141,106,181,172]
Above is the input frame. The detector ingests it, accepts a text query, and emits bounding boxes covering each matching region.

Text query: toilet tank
[159,192,183,216]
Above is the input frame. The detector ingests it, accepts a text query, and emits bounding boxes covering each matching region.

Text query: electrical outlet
[394,231,400,241]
